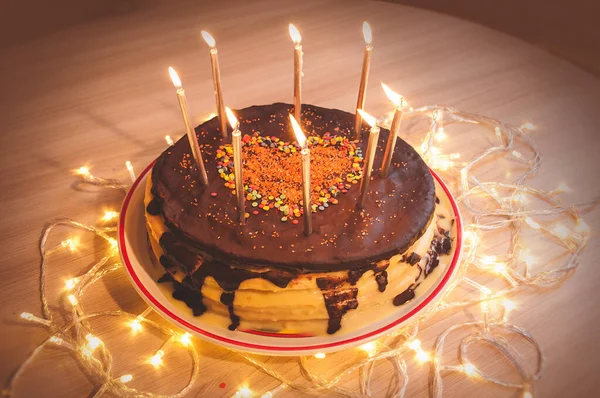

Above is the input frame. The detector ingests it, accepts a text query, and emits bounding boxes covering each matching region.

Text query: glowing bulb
[435,128,447,142]
[503,299,516,312]
[108,238,118,252]
[522,391,533,398]
[61,238,79,252]
[314,352,326,359]
[119,374,133,383]
[480,300,489,314]
[360,341,377,356]
[513,192,527,203]
[225,107,239,130]
[168,66,182,89]
[415,350,431,363]
[408,339,421,351]
[380,82,405,108]
[356,109,377,127]
[261,393,273,398]
[75,166,90,176]
[65,277,78,291]
[238,387,252,398]
[85,334,103,351]
[149,350,164,368]
[494,262,507,274]
[68,295,78,306]
[555,182,570,193]
[525,217,541,230]
[165,135,174,146]
[362,21,372,45]
[201,30,216,48]
[575,220,590,234]
[289,114,307,149]
[480,255,496,265]
[553,225,570,240]
[129,319,143,334]
[512,150,523,159]
[20,312,34,321]
[102,211,118,221]
[179,332,192,346]
[463,363,477,377]
[288,23,301,44]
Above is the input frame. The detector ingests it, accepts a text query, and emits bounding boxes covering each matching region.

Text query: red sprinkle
[211,192,217,197]
[219,382,226,389]
[253,210,260,215]
[292,219,299,225]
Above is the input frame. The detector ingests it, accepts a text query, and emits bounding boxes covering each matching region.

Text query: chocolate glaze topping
[151,103,435,273]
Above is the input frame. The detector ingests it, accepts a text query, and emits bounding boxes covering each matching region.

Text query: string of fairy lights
[6,106,598,398]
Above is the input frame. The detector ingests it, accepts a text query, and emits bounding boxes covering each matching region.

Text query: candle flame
[381,82,406,108]
[289,23,302,44]
[168,67,182,88]
[363,21,372,45]
[225,107,239,129]
[289,114,307,148]
[357,109,377,127]
[201,30,216,48]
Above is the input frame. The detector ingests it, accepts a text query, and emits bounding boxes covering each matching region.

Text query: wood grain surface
[1,0,599,397]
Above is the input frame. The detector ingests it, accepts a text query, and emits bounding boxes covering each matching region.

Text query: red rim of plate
[119,160,462,352]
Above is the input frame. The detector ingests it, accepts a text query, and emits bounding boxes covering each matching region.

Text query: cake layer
[148,103,435,272]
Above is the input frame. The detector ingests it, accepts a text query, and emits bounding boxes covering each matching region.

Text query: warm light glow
[179,332,192,346]
[85,334,103,351]
[102,211,118,222]
[49,336,63,345]
[555,182,570,193]
[165,135,174,146]
[65,277,78,291]
[575,220,590,235]
[129,318,143,334]
[356,109,377,127]
[362,21,372,45]
[168,66,182,89]
[68,294,78,306]
[503,299,516,312]
[261,392,273,398]
[494,262,507,274]
[288,23,301,44]
[119,374,133,383]
[435,128,447,142]
[149,350,164,368]
[463,363,477,377]
[415,350,431,363]
[480,255,497,265]
[238,387,252,398]
[225,107,239,130]
[553,225,570,240]
[61,238,79,252]
[520,122,537,131]
[75,166,90,176]
[314,352,326,359]
[289,114,307,149]
[201,30,216,48]
[408,339,421,351]
[380,82,405,108]
[525,217,541,230]
[360,341,377,356]
[522,391,533,398]
[20,312,34,321]
[108,238,118,252]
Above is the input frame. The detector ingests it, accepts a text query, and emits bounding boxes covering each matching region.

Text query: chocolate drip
[348,267,370,285]
[403,252,421,266]
[157,272,173,283]
[393,287,415,306]
[146,197,162,215]
[375,270,388,292]
[172,277,206,316]
[316,277,359,334]
[220,292,240,331]
[424,250,440,278]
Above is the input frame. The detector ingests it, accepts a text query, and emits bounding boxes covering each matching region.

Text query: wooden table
[1,0,599,396]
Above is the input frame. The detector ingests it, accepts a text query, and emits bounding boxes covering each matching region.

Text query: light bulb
[119,374,133,383]
[314,352,326,359]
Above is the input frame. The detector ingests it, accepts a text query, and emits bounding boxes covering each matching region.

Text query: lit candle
[355,22,373,140]
[201,31,228,139]
[289,114,312,236]
[168,67,209,185]
[225,107,246,224]
[289,24,303,122]
[356,109,380,209]
[380,82,407,178]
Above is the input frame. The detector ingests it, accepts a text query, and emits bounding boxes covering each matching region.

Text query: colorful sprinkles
[216,132,363,221]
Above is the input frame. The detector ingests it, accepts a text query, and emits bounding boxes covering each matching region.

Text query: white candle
[355,22,373,140]
[380,82,407,178]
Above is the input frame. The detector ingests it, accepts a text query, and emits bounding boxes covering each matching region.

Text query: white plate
[119,162,462,356]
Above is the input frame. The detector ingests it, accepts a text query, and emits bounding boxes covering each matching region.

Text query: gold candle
[289,24,303,122]
[225,107,246,224]
[289,114,313,236]
[380,82,407,178]
[168,67,208,185]
[201,31,228,139]
[356,109,380,209]
[355,22,373,140]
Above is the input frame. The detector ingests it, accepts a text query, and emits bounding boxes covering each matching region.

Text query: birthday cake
[144,103,454,335]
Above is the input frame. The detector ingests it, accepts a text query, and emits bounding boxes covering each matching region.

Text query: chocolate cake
[144,103,454,335]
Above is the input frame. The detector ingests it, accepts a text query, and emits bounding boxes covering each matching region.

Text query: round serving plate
[119,161,462,356]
